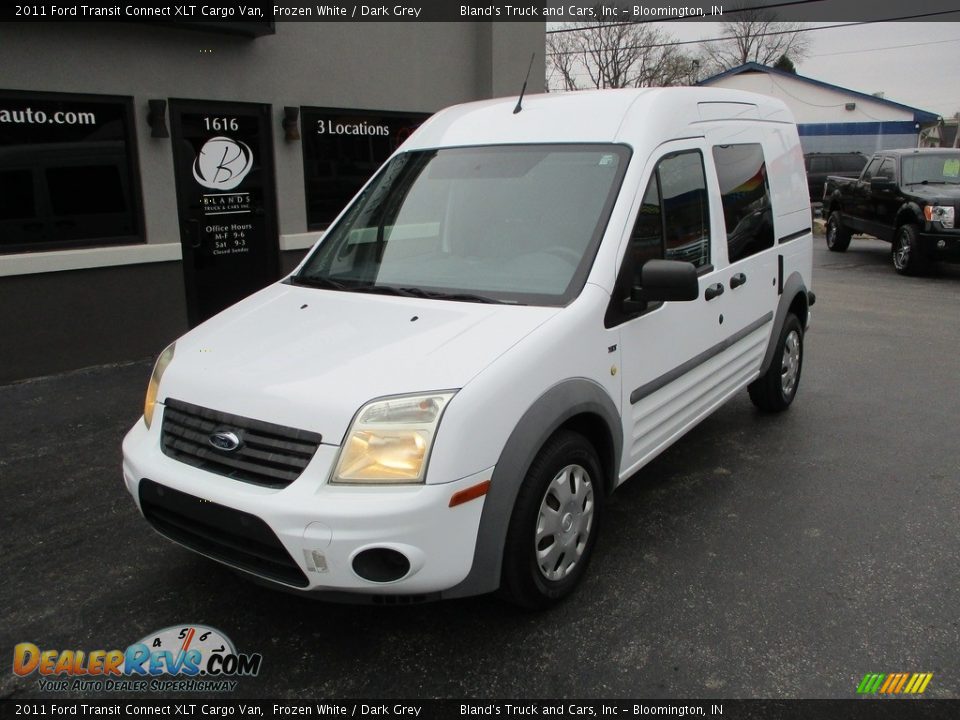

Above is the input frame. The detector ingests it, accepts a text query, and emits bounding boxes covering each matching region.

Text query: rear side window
[809,157,830,173]
[712,144,774,264]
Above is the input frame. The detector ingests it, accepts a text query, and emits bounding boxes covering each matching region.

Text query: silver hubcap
[535,464,595,581]
[894,233,910,269]
[827,220,836,246]
[781,330,801,396]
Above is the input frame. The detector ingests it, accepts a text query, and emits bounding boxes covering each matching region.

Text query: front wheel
[892,223,931,276]
[500,430,603,610]
[749,314,803,413]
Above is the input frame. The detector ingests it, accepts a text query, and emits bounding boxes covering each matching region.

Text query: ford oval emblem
[209,430,241,452]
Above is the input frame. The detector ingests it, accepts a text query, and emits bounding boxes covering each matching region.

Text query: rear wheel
[500,430,603,610]
[826,211,851,252]
[749,313,803,413]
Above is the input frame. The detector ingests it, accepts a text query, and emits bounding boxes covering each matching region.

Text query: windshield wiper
[290,275,349,290]
[401,288,509,304]
[348,284,419,297]
[350,285,508,304]
[291,278,510,304]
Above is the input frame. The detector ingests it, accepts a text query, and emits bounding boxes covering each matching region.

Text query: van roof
[404,87,794,150]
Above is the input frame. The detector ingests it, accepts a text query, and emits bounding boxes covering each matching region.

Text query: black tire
[749,314,803,413]
[825,211,852,252]
[500,430,604,610]
[892,223,931,276]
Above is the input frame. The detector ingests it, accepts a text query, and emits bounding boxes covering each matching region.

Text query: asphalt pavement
[2,233,959,700]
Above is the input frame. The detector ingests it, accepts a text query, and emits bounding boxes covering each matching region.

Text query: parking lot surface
[2,235,959,699]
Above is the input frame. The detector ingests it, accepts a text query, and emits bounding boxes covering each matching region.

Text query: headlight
[331,392,455,485]
[924,205,955,228]
[144,342,176,429]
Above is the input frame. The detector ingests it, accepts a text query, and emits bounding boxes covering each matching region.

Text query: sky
[681,21,960,118]
[551,21,960,119]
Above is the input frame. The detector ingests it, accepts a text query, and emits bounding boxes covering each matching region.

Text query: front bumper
[919,229,960,262]
[122,409,491,598]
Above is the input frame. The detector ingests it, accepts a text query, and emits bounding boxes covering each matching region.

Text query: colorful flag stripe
[857,673,933,694]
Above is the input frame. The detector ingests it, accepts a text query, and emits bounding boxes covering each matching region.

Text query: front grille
[139,478,309,588]
[161,398,322,488]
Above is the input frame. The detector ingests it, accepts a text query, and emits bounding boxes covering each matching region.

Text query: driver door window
[607,150,710,327]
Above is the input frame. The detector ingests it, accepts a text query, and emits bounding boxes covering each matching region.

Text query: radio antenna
[513,53,536,115]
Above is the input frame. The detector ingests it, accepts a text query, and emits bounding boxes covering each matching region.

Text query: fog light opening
[352,548,411,583]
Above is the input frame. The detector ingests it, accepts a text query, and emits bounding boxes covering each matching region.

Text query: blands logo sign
[193,136,254,190]
[857,672,933,695]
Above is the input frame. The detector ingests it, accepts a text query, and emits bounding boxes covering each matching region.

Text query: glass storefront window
[300,107,430,230]
[0,90,143,254]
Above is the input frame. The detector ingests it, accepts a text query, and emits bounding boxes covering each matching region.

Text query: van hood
[158,282,559,444]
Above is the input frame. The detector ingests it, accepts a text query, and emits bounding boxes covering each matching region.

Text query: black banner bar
[2,700,960,720]
[2,0,960,23]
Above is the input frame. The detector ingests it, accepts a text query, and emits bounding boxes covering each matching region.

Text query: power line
[545,10,960,56]
[810,36,960,57]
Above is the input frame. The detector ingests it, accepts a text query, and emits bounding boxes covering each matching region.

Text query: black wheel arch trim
[895,202,923,228]
[759,271,808,377]
[442,378,621,599]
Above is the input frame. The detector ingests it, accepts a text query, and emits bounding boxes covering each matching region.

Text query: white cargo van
[122,88,814,608]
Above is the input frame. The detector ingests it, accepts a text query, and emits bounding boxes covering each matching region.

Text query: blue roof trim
[698,62,940,124]
[798,121,919,137]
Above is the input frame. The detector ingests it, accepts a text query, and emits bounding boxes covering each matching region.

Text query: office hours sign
[168,100,279,326]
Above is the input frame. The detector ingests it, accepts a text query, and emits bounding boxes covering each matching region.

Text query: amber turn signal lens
[449,480,491,508]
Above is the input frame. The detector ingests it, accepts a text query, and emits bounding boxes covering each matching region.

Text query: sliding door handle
[705,283,725,301]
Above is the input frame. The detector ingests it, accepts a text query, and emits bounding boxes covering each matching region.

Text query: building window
[712,143,774,264]
[300,107,431,230]
[0,90,143,254]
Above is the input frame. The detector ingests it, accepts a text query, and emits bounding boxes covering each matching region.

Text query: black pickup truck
[823,149,960,275]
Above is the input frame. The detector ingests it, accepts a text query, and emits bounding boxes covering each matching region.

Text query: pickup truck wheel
[500,430,603,610]
[892,223,930,276]
[749,314,803,413]
[826,211,852,252]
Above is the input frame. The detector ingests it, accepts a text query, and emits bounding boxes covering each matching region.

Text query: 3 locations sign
[301,107,430,229]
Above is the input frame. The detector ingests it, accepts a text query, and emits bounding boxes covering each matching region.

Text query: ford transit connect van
[122,88,814,608]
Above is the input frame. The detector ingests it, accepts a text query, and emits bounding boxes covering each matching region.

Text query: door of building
[169,99,280,326]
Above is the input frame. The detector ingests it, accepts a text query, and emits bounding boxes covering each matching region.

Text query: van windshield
[295,144,630,305]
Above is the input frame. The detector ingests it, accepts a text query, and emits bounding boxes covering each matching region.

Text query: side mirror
[626,259,699,312]
[870,177,895,192]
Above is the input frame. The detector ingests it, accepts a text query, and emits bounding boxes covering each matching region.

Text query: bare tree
[699,5,810,75]
[546,13,695,91]
[546,25,581,92]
